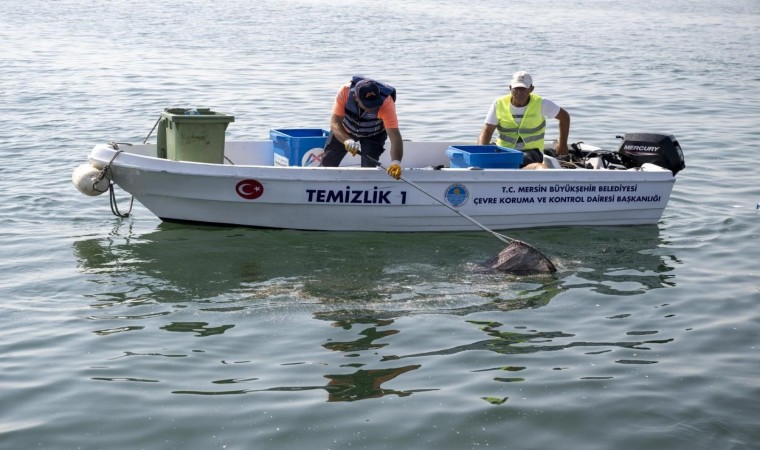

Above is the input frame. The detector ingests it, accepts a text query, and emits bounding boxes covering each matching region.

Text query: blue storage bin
[445,145,524,169]
[270,128,330,167]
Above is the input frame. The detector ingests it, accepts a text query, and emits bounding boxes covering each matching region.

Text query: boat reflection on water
[71,221,542,304]
[73,222,676,308]
[73,221,278,303]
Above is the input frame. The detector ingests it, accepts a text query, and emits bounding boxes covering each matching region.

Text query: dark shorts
[320,131,388,167]
[519,149,545,168]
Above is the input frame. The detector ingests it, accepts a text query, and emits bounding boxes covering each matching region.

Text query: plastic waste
[185,108,200,115]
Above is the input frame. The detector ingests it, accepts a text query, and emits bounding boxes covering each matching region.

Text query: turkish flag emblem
[236,179,264,200]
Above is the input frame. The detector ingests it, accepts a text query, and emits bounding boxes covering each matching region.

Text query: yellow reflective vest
[495,94,546,151]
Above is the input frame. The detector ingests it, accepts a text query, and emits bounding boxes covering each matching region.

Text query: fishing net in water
[481,240,557,275]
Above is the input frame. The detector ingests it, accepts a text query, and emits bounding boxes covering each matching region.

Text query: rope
[357,151,515,245]
[143,115,163,144]
[109,182,134,218]
[93,145,134,218]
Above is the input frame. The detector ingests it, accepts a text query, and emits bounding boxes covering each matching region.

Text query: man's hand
[344,139,361,156]
[387,161,402,180]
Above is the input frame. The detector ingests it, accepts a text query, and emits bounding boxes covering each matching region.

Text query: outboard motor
[617,133,685,175]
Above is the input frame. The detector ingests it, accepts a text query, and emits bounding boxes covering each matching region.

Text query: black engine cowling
[617,133,685,175]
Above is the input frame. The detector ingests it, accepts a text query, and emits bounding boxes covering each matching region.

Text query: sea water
[1,0,759,449]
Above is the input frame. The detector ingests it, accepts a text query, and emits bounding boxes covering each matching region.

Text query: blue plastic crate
[270,128,330,167]
[445,145,523,169]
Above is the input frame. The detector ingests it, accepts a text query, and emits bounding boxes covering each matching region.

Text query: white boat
[73,131,685,232]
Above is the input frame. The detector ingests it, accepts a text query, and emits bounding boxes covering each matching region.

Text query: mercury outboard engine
[617,133,685,175]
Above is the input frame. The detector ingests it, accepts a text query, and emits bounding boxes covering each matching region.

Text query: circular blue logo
[445,183,469,207]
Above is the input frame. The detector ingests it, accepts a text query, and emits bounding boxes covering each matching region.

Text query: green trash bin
[157,108,235,163]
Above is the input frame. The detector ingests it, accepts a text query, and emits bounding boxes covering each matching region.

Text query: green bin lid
[161,107,235,123]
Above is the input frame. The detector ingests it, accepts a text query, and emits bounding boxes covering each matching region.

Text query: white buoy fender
[72,163,109,196]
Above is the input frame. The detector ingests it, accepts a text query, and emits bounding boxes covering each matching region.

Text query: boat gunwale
[89,143,677,184]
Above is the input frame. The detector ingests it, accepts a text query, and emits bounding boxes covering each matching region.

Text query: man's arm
[386,127,404,162]
[478,124,497,144]
[330,113,351,143]
[554,107,570,155]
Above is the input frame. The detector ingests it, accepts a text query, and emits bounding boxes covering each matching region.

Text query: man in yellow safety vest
[478,71,570,167]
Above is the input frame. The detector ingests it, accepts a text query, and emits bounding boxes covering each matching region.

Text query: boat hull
[88,141,676,232]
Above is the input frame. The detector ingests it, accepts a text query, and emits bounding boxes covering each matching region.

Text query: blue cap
[355,80,384,109]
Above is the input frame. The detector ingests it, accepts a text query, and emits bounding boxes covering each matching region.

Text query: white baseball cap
[510,71,533,89]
